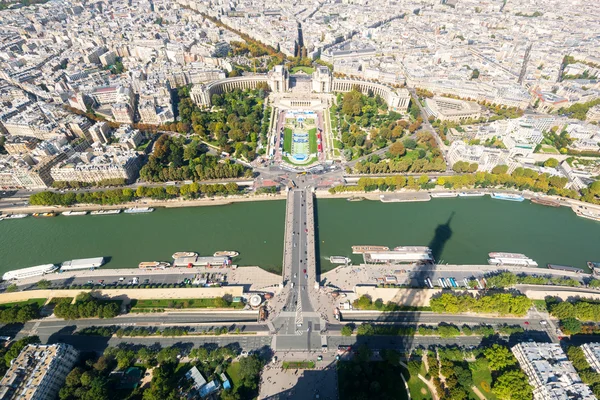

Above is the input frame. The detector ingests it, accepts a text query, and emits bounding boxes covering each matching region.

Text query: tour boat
[124,207,154,214]
[213,251,239,257]
[172,252,199,259]
[62,211,88,216]
[90,209,121,215]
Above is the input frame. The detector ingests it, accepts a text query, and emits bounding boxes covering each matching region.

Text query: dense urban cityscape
[1,0,600,398]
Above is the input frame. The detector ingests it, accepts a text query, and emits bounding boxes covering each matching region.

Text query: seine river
[1,197,600,275]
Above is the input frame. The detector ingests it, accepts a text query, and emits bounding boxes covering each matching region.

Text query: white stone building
[512,342,596,400]
[0,343,79,400]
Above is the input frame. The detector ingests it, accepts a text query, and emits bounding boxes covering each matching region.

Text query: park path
[399,361,439,400]
[472,386,487,400]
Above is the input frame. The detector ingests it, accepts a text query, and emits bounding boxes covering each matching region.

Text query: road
[337,311,548,326]
[272,187,323,351]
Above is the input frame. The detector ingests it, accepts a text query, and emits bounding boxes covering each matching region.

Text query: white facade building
[0,344,79,400]
[512,342,597,400]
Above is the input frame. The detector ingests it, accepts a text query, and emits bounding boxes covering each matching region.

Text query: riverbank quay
[322,263,591,291]
[3,266,283,293]
[3,185,600,215]
[0,192,286,214]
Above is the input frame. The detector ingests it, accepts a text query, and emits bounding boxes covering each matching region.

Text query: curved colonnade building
[190,65,410,113]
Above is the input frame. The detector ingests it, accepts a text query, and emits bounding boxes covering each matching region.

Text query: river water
[1,197,599,275]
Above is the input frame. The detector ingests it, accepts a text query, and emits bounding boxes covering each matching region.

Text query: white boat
[213,251,239,257]
[62,211,88,216]
[124,207,154,214]
[3,213,28,219]
[491,193,525,202]
[329,256,351,264]
[459,192,485,197]
[488,252,538,267]
[139,261,171,269]
[172,252,198,259]
[430,192,458,198]
[90,209,121,215]
[60,257,104,271]
[2,264,58,281]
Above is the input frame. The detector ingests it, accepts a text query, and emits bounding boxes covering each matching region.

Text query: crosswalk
[295,296,303,335]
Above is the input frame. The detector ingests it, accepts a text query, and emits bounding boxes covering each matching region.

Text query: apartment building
[0,343,79,400]
[512,342,596,400]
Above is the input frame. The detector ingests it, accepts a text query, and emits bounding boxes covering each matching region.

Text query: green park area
[0,298,46,309]
[290,66,315,74]
[130,297,244,311]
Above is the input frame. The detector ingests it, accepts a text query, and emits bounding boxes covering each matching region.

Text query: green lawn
[48,297,74,305]
[0,298,47,309]
[130,298,243,310]
[538,144,560,154]
[283,127,292,153]
[308,127,318,153]
[329,109,338,132]
[290,66,315,74]
[533,299,547,312]
[469,359,497,400]
[226,362,242,388]
[282,361,316,369]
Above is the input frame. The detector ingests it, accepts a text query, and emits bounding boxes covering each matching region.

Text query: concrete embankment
[0,286,244,305]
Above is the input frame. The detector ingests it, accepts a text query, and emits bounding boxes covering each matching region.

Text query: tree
[115,349,136,369]
[36,279,51,289]
[5,336,40,367]
[238,354,262,389]
[341,325,353,336]
[560,317,582,335]
[5,284,18,293]
[492,165,509,174]
[544,158,559,168]
[492,369,533,400]
[157,347,180,364]
[389,141,405,157]
[550,301,575,319]
[483,344,517,371]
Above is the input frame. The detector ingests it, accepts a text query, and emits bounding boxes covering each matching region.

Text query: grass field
[308,128,318,153]
[282,361,316,369]
[0,298,47,309]
[130,298,243,310]
[538,144,560,154]
[226,362,243,388]
[283,127,292,153]
[469,359,497,400]
[290,66,315,74]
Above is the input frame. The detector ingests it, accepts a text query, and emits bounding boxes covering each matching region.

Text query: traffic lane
[19,273,200,289]
[328,332,551,351]
[339,312,544,326]
[34,333,273,353]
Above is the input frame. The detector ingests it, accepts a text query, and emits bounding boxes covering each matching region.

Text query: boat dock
[173,256,230,267]
[379,192,431,203]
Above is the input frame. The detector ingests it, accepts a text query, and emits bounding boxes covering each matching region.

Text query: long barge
[61,257,105,271]
[352,245,390,254]
[530,198,560,207]
[547,263,584,274]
